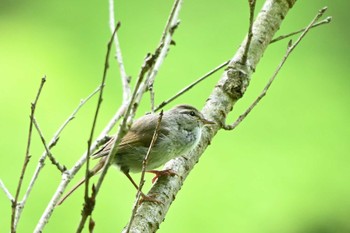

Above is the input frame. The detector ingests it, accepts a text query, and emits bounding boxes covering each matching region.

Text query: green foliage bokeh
[0,1,349,232]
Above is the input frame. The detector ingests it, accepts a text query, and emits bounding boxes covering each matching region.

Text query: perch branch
[122,1,303,232]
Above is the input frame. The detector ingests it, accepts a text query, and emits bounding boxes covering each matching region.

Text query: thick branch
[123,0,297,232]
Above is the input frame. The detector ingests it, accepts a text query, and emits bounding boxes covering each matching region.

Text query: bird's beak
[201,118,215,125]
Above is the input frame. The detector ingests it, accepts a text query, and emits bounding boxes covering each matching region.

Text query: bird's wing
[92,113,169,159]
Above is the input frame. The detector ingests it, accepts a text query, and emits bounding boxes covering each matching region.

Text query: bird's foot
[147,169,178,183]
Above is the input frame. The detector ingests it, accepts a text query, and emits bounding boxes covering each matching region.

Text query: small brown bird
[57,105,214,205]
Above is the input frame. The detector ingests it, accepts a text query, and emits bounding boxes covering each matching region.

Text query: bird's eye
[189,111,196,116]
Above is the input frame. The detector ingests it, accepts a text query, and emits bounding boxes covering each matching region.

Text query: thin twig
[270,16,332,44]
[33,118,66,172]
[11,76,46,233]
[0,179,14,202]
[75,53,155,231]
[241,0,256,65]
[34,105,127,233]
[90,53,156,207]
[154,60,229,112]
[87,0,184,201]
[147,0,182,113]
[80,3,183,225]
[224,7,328,130]
[109,0,130,102]
[86,1,183,213]
[76,22,121,233]
[154,14,330,114]
[47,86,101,149]
[126,110,164,233]
[17,86,100,229]
[156,15,331,114]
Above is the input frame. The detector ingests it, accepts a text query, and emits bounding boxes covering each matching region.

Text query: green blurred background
[0,0,349,232]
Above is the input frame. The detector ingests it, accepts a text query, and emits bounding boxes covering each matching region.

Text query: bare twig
[154,14,331,115]
[154,60,229,112]
[90,52,156,210]
[109,0,130,102]
[88,0,181,190]
[88,0,184,200]
[155,15,330,113]
[126,110,164,233]
[34,103,127,233]
[75,52,155,231]
[147,0,182,112]
[0,179,14,202]
[270,16,332,44]
[224,7,328,130]
[11,76,46,233]
[79,1,183,227]
[14,87,99,228]
[76,22,121,233]
[33,118,66,172]
[48,86,101,149]
[242,0,256,65]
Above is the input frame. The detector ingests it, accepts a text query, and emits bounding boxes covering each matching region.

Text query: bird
[57,104,214,205]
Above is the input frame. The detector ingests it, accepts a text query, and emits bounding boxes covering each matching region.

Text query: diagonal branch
[122,1,301,232]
